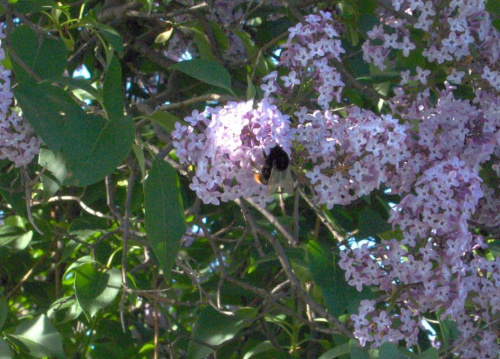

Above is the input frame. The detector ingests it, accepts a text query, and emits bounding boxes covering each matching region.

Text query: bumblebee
[254,145,294,196]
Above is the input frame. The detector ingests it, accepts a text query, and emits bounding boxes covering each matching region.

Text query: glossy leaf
[74,263,122,319]
[8,315,65,359]
[155,28,174,44]
[144,159,186,281]
[0,225,33,250]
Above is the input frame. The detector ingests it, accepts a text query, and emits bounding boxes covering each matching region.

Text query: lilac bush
[172,4,500,357]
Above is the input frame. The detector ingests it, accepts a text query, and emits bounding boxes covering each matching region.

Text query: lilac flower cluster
[363,0,500,93]
[0,29,41,167]
[339,89,499,355]
[295,107,411,208]
[172,99,293,206]
[262,11,345,109]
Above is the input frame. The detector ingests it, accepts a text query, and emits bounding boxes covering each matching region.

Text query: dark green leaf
[42,76,102,102]
[318,343,350,359]
[13,82,73,151]
[349,340,370,359]
[8,315,65,359]
[308,241,372,317]
[187,307,249,359]
[11,0,53,13]
[63,114,134,187]
[38,149,68,200]
[379,343,408,359]
[0,163,26,216]
[233,29,268,77]
[0,296,7,330]
[416,348,439,359]
[97,24,124,56]
[144,159,186,281]
[74,263,122,319]
[358,208,391,238]
[10,25,67,83]
[170,59,233,94]
[486,0,500,14]
[103,57,124,120]
[147,111,181,133]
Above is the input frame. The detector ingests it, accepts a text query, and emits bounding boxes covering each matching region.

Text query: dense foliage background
[0,0,499,358]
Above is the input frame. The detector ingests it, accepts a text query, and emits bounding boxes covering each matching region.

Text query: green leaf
[0,225,33,250]
[233,29,269,77]
[318,343,350,359]
[246,74,256,100]
[47,297,83,325]
[308,241,372,317]
[131,144,146,181]
[42,76,102,103]
[155,28,174,44]
[103,57,124,120]
[97,23,124,56]
[63,114,134,187]
[8,315,65,359]
[187,307,249,359]
[10,25,68,83]
[0,163,26,216]
[13,82,73,151]
[242,341,287,359]
[64,255,95,275]
[0,337,12,359]
[416,348,439,359]
[74,263,122,319]
[11,0,53,13]
[379,343,408,359]
[486,0,500,14]
[144,159,186,281]
[170,59,233,94]
[0,296,7,330]
[38,149,68,200]
[147,110,180,133]
[182,22,216,61]
[210,20,230,51]
[358,208,391,238]
[349,340,369,359]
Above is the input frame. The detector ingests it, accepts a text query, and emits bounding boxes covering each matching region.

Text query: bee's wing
[266,166,295,196]
[280,167,295,194]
